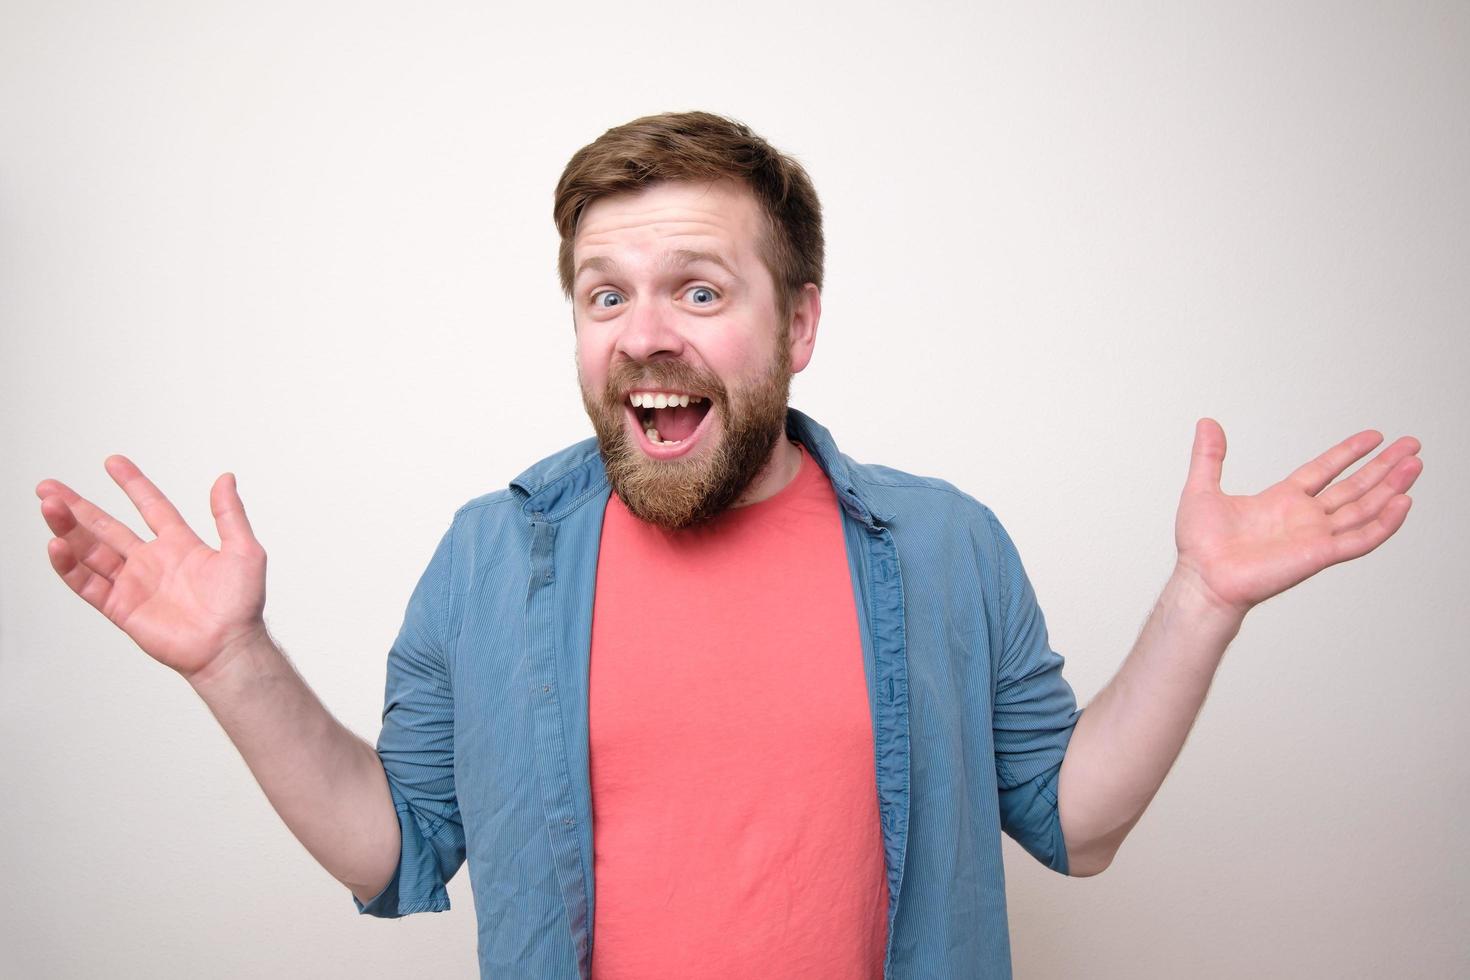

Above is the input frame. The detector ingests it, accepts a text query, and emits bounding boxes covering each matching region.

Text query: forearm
[1057,564,1245,875]
[186,631,401,903]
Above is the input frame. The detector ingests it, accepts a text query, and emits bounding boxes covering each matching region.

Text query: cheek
[702,336,771,387]
[574,342,608,388]
[692,332,744,371]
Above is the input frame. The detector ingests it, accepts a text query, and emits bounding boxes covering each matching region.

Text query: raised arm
[1056,420,1422,876]
[36,457,400,903]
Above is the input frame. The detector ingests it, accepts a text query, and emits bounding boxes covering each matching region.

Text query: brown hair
[553,111,824,319]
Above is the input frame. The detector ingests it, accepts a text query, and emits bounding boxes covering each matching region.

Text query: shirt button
[542,683,552,693]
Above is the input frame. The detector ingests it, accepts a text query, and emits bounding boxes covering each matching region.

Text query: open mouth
[624,389,715,456]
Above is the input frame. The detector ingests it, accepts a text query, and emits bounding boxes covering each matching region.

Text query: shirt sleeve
[987,510,1084,876]
[354,522,467,917]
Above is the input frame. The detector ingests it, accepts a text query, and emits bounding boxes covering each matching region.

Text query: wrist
[1166,562,1249,637]
[185,622,278,702]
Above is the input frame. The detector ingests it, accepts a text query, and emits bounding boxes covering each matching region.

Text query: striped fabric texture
[355,409,1084,979]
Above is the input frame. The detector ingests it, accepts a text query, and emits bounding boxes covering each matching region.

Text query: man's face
[573,180,798,529]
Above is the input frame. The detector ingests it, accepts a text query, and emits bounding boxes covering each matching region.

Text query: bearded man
[36,111,1423,979]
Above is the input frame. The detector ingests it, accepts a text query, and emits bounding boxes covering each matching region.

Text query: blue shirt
[355,408,1084,979]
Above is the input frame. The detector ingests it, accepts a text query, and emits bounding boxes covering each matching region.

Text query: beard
[580,339,792,530]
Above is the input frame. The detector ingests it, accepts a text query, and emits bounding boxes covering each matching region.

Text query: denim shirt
[356,408,1084,979]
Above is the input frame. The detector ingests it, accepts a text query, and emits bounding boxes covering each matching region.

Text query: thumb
[1186,417,1227,493]
[211,472,260,554]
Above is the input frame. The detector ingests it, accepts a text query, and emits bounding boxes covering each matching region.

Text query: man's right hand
[36,455,268,682]
[36,455,402,902]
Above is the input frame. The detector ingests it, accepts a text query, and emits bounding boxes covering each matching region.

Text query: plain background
[2,2,1466,977]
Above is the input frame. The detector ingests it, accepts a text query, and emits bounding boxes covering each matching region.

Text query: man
[35,112,1423,978]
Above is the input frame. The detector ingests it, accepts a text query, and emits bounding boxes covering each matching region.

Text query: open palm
[37,455,267,679]
[1174,419,1422,618]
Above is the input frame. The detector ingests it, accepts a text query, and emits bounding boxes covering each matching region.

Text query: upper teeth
[630,392,702,408]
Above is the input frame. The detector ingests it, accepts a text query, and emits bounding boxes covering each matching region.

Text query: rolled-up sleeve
[354,522,467,917]
[987,511,1083,876]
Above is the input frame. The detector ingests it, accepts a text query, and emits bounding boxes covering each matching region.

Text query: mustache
[604,360,727,402]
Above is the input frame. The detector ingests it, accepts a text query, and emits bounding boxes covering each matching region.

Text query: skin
[35,463,401,903]
[33,176,1422,898]
[572,179,821,521]
[1058,422,1422,874]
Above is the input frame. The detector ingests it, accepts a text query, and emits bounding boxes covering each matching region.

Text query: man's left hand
[1172,419,1422,621]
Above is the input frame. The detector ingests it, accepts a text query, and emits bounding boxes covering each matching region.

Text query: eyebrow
[574,248,738,284]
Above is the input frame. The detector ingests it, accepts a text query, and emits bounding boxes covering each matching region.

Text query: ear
[785,283,822,374]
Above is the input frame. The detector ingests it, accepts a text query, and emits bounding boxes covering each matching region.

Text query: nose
[615,298,686,364]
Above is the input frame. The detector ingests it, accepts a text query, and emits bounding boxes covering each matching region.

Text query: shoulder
[431,436,606,589]
[448,434,604,527]
[839,456,1021,585]
[452,487,523,522]
[845,458,1002,534]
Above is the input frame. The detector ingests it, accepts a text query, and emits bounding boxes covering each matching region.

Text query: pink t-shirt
[588,443,889,979]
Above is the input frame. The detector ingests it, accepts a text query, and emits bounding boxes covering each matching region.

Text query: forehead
[573,180,765,272]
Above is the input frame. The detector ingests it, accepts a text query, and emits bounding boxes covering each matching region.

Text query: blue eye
[687,286,717,305]
[593,291,625,309]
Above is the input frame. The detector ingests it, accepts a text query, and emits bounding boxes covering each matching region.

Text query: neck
[731,435,803,509]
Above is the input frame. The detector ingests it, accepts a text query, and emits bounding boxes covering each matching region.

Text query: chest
[587,488,870,760]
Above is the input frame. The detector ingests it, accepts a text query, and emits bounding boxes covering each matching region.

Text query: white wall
[2,2,1465,976]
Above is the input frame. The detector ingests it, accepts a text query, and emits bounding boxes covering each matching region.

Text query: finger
[105,455,195,539]
[34,480,141,558]
[210,473,261,556]
[47,537,115,614]
[1185,418,1227,493]
[36,477,80,501]
[1287,429,1384,496]
[1329,455,1424,533]
[1331,495,1413,565]
[39,495,127,580]
[1318,436,1422,513]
